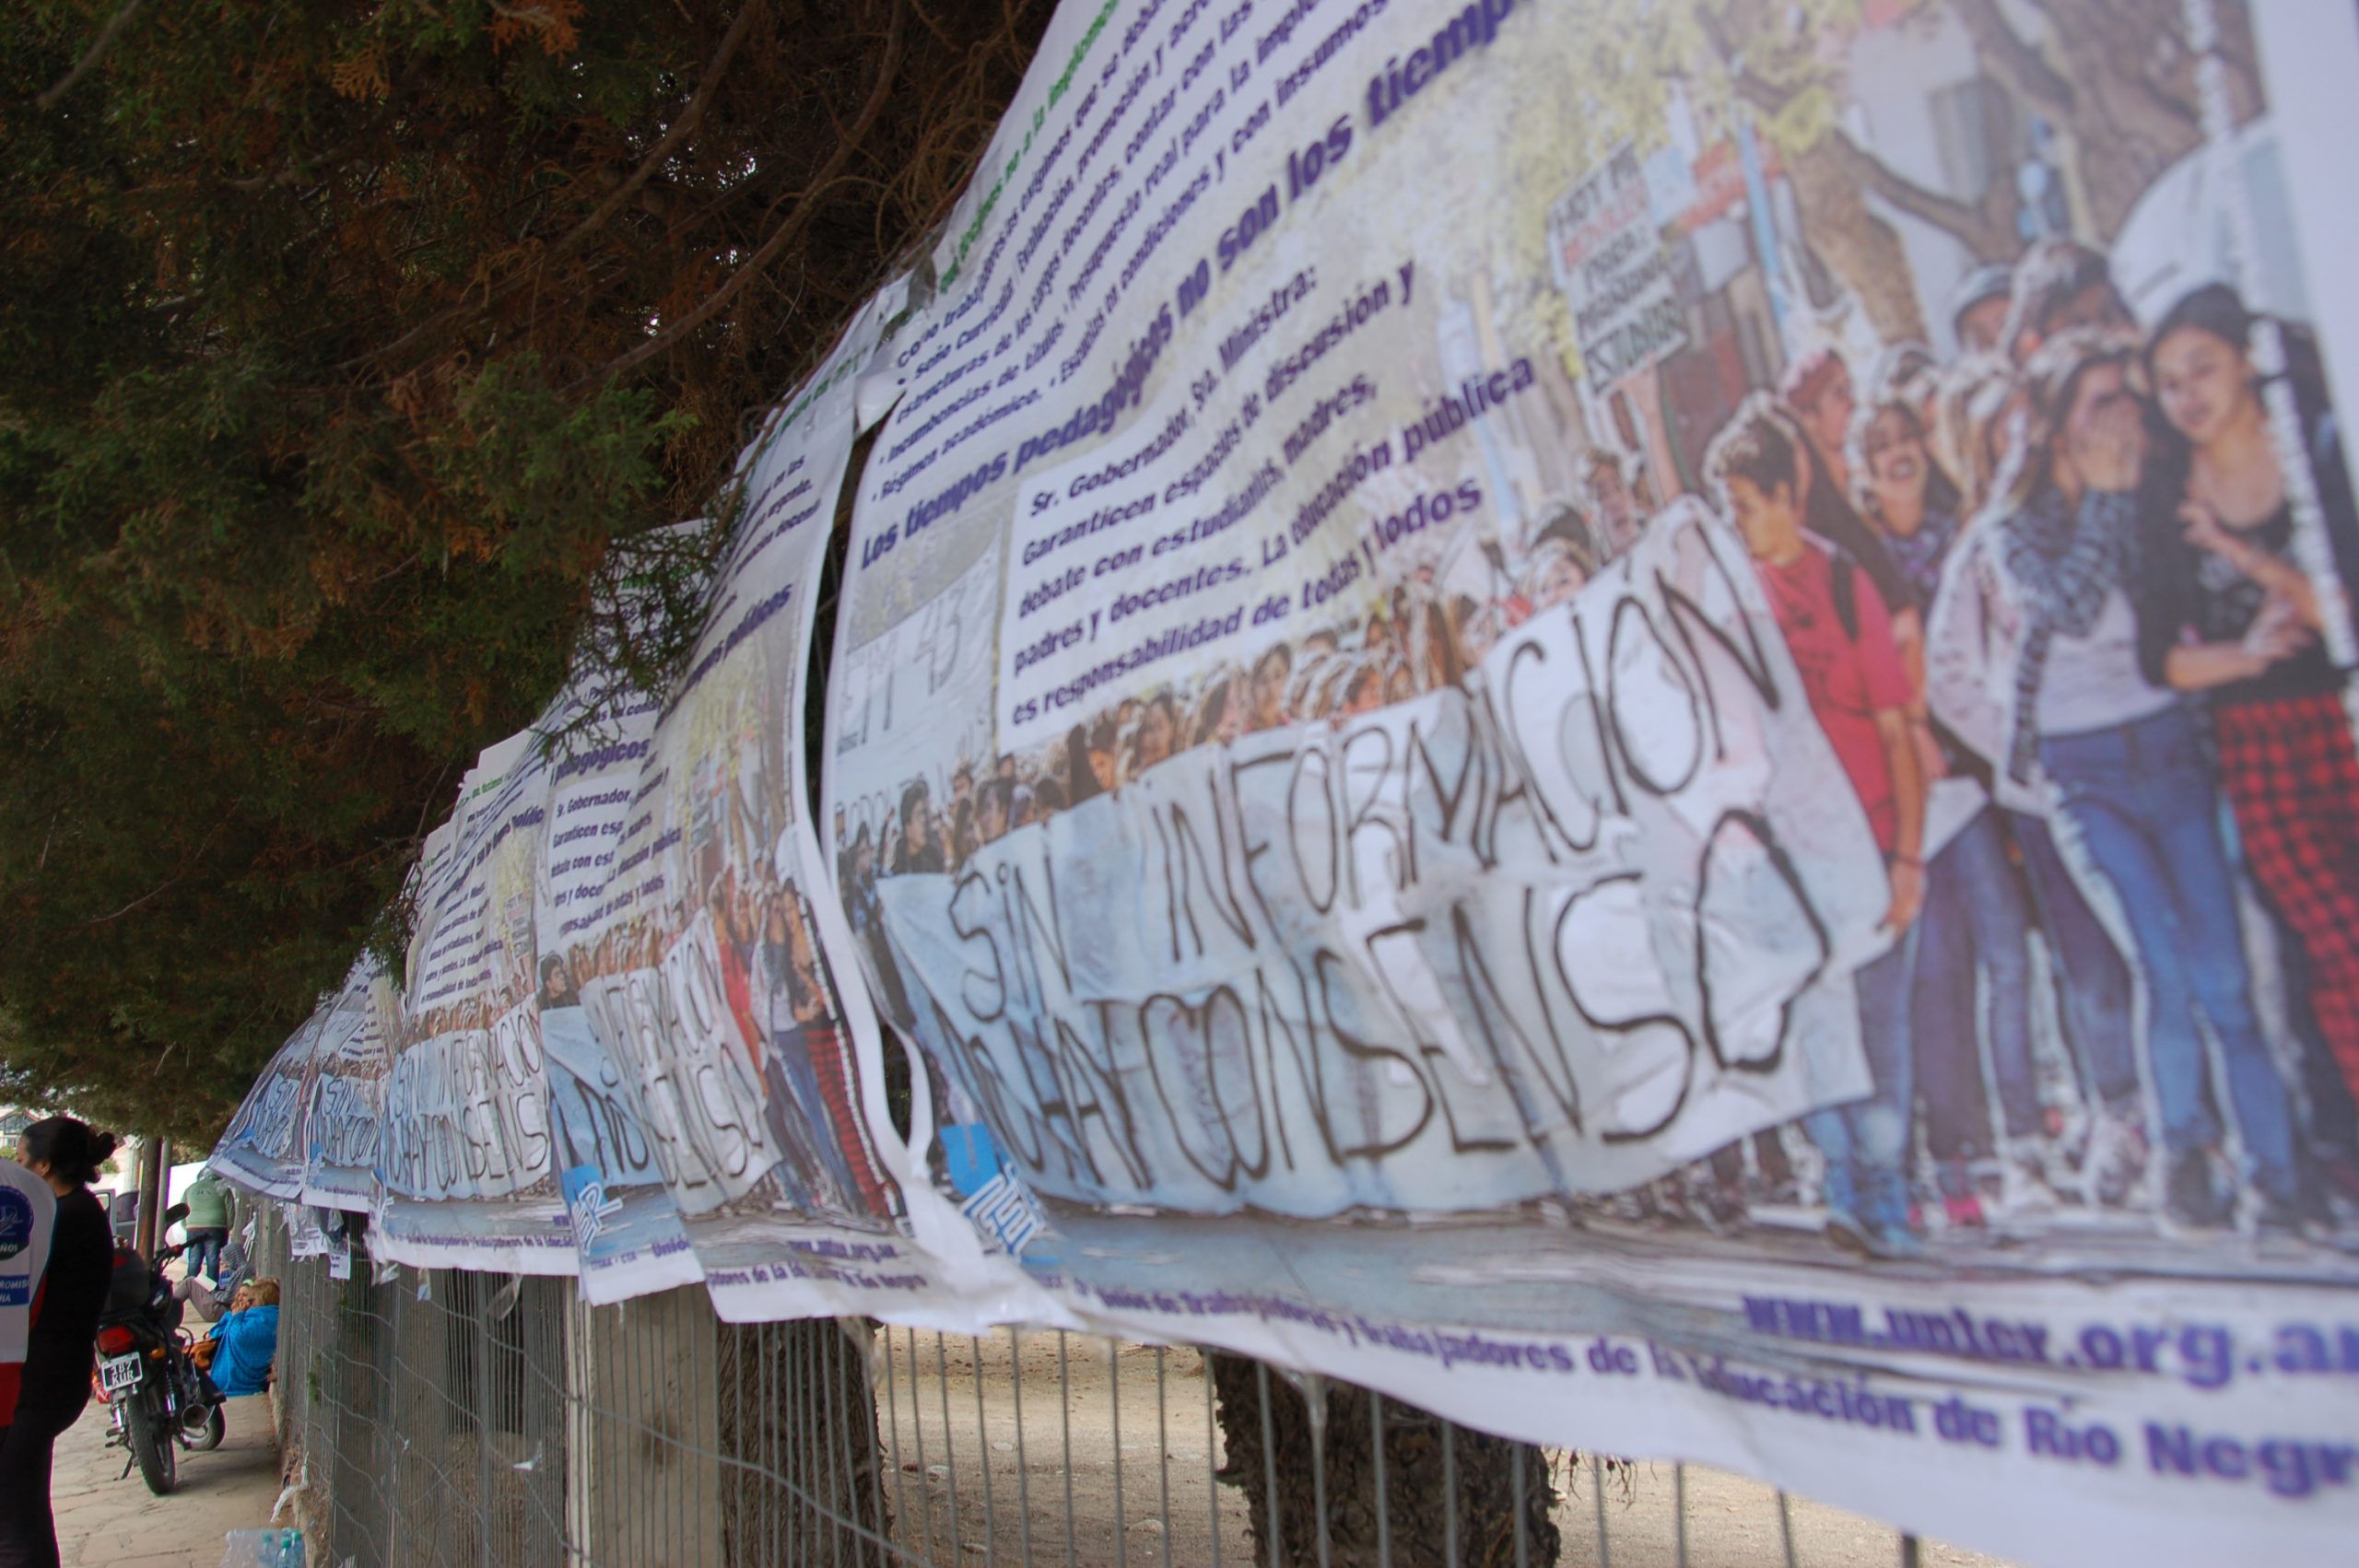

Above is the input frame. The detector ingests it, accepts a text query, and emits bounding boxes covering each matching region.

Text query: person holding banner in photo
[2136,285,2359,1141]
[1991,330,2308,1235]
[1853,393,2054,1225]
[1,1117,117,1568]
[1708,396,1930,1259]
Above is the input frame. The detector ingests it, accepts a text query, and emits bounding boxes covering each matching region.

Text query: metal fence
[250,1204,1998,1568]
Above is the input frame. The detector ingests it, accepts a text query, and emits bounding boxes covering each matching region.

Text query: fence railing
[251,1203,1997,1567]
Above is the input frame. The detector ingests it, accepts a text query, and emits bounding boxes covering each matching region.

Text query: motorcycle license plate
[99,1353,141,1393]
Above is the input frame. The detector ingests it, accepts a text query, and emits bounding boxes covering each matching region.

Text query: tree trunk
[719,1318,889,1565]
[1210,1352,1561,1567]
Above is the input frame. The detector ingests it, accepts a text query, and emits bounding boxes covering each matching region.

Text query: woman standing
[1990,330,2303,1234]
[2141,283,2359,1118]
[1854,397,2048,1223]
[2,1117,119,1568]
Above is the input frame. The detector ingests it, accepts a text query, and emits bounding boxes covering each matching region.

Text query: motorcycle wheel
[124,1388,179,1495]
[186,1399,226,1452]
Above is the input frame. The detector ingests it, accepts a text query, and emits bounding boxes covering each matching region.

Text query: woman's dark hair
[1062,724,1099,806]
[21,1115,118,1187]
[1850,395,1966,523]
[2147,280,2330,404]
[2150,281,2252,363]
[1998,328,2139,513]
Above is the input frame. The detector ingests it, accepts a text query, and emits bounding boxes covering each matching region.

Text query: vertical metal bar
[1369,1391,1391,1568]
[1590,1453,1611,1568]
[788,1320,806,1565]
[910,1328,936,1563]
[1254,1363,1282,1568]
[1009,1328,1035,1568]
[1204,1352,1223,1568]
[1110,1342,1128,1568]
[1511,1440,1529,1568]
[1778,1490,1799,1568]
[1310,1380,1332,1568]
[972,1335,998,1567]
[478,1279,496,1568]
[1154,1347,1172,1568]
[885,1321,911,1560]
[1673,1463,1688,1568]
[1059,1333,1077,1568]
[924,1329,953,1556]
[1902,1535,1924,1568]
[1441,1422,1461,1568]
[827,1323,851,1568]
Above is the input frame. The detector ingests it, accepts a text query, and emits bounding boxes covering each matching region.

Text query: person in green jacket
[181,1165,234,1283]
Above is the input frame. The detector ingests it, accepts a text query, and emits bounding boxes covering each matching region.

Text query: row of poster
[215,0,2359,1560]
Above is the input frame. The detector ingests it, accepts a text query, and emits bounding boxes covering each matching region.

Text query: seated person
[191,1278,279,1398]
[170,1238,248,1321]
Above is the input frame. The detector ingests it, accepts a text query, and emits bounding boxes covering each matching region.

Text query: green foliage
[0,0,1050,1141]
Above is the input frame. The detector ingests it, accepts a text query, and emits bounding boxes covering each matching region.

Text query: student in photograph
[1773,372,1918,646]
[1708,396,1929,1258]
[1246,643,1295,732]
[1951,263,2016,358]
[1061,723,1102,807]
[1520,537,1589,610]
[1785,348,1860,497]
[1854,396,2051,1221]
[1925,363,2149,1206]
[897,781,945,875]
[1135,693,1180,774]
[1529,502,1598,579]
[1085,715,1122,796]
[2002,239,2133,367]
[1991,329,2306,1233]
[1581,448,1649,561]
[2139,282,2359,1122]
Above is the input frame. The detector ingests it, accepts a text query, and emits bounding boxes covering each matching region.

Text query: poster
[572,286,1054,1325]
[374,736,577,1271]
[210,1008,327,1201]
[819,0,2359,1561]
[534,585,705,1304]
[296,960,394,1215]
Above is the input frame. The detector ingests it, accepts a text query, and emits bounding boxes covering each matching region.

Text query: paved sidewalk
[50,1393,283,1568]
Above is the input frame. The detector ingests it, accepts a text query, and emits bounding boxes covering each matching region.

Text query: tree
[0,0,1054,1140]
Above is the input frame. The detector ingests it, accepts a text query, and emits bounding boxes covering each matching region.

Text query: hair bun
[85,1129,120,1164]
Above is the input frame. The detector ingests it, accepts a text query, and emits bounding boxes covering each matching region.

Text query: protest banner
[211,1010,328,1202]
[571,285,1058,1325]
[533,551,707,1304]
[819,0,2359,1559]
[296,961,394,1215]
[374,737,578,1271]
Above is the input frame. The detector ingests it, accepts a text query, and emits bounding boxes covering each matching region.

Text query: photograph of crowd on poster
[822,0,2359,1555]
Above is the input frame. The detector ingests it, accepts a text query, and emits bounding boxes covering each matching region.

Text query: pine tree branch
[36,0,147,111]
[549,0,769,264]
[571,0,908,390]
[347,0,769,375]
[85,815,229,928]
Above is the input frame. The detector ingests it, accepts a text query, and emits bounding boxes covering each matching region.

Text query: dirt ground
[872,1331,2013,1567]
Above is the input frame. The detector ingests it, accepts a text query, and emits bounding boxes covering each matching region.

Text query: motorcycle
[88,1201,225,1495]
